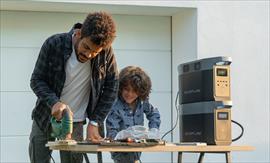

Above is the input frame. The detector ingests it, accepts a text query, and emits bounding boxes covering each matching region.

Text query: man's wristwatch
[89,120,99,127]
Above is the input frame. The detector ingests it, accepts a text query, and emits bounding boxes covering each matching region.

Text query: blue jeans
[29,120,84,163]
[112,152,141,163]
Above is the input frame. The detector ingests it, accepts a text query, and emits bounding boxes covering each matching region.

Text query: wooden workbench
[47,142,254,163]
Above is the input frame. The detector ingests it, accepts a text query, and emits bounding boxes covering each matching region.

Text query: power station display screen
[218,112,229,120]
[216,68,228,76]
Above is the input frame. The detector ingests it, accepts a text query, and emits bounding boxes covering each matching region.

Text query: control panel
[213,65,231,101]
[214,108,232,145]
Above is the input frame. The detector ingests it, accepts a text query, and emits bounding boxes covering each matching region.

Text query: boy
[106,66,161,163]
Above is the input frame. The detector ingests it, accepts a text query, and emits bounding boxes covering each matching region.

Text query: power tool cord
[231,119,244,141]
[50,153,56,163]
[161,92,180,139]
[83,153,90,163]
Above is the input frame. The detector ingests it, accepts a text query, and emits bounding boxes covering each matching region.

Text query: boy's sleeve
[143,101,161,129]
[106,107,122,139]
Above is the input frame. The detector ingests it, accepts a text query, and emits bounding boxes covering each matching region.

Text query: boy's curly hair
[81,12,116,48]
[119,66,152,101]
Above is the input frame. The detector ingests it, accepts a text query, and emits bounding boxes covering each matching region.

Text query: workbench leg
[198,152,205,163]
[225,152,231,163]
[178,152,183,163]
[97,152,103,163]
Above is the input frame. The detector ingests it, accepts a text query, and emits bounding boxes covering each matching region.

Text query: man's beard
[74,42,85,63]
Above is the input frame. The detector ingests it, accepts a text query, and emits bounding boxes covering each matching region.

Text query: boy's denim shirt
[30,23,119,132]
[106,97,161,139]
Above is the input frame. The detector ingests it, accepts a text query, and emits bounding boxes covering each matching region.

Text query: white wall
[171,8,198,162]
[196,2,269,162]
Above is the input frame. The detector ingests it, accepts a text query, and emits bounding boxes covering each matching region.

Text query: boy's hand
[86,123,103,143]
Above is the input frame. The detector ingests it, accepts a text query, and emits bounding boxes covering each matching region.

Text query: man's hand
[51,102,68,120]
[86,123,103,143]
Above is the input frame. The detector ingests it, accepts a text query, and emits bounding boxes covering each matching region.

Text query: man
[29,12,119,163]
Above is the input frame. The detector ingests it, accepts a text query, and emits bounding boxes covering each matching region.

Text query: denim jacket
[106,97,161,139]
[30,23,119,132]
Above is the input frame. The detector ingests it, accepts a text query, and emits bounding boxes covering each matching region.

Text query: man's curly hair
[119,66,152,101]
[81,12,116,48]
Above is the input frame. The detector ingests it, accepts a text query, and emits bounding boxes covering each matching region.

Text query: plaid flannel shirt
[30,24,119,132]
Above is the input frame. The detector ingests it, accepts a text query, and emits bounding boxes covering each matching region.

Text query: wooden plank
[46,140,77,146]
[97,145,255,152]
[47,142,255,153]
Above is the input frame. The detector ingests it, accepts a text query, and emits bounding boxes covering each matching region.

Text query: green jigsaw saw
[50,108,73,140]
